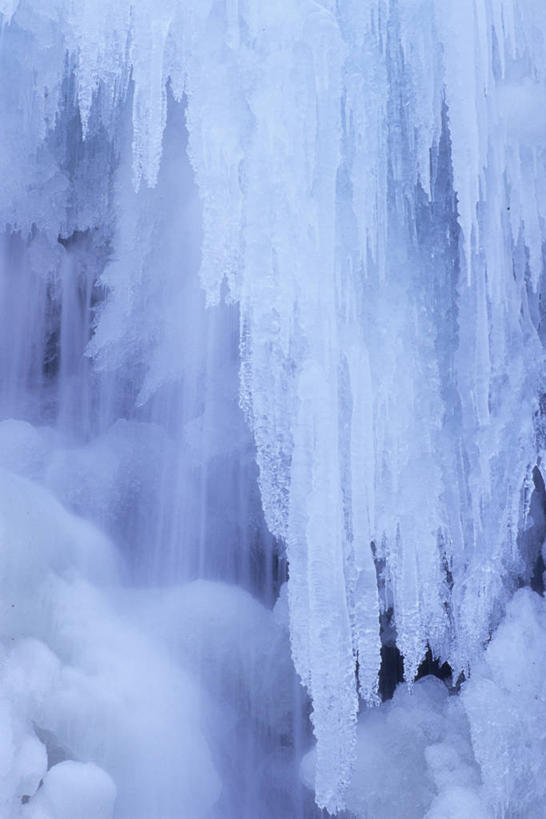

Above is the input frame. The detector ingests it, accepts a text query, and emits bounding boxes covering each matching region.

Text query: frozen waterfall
[0,1,545,817]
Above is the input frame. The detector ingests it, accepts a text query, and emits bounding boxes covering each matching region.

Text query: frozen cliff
[0,1,544,816]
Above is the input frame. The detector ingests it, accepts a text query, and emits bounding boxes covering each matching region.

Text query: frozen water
[303,588,546,818]
[0,0,544,816]
[22,761,116,819]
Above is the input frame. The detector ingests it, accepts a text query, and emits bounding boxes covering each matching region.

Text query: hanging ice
[0,0,544,815]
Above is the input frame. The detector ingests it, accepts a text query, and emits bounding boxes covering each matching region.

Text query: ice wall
[0,0,545,815]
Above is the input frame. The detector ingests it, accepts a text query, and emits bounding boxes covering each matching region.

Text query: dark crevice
[415,648,452,685]
[378,640,457,701]
[531,551,545,595]
[378,641,404,701]
[521,466,546,595]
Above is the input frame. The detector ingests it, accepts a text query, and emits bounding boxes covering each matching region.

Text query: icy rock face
[0,0,545,814]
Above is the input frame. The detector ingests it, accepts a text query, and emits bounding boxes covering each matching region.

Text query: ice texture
[0,0,544,815]
[303,588,546,818]
[302,675,482,818]
[463,589,546,817]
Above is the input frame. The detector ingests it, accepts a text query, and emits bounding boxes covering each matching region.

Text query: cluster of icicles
[1,0,545,811]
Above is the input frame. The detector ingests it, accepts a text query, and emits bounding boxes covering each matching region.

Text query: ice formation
[302,589,546,819]
[0,0,544,816]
